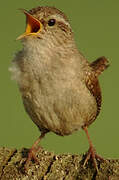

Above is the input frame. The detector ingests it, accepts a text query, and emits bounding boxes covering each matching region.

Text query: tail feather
[90,56,109,77]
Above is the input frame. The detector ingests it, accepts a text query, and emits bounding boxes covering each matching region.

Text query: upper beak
[17,9,42,40]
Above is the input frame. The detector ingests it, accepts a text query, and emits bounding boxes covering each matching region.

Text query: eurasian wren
[10,6,109,171]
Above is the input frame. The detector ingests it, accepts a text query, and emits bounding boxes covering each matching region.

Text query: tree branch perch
[0,147,119,179]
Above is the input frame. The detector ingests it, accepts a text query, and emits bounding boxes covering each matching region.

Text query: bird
[10,6,109,171]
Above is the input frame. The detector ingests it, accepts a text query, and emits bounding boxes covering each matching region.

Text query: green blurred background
[0,0,118,158]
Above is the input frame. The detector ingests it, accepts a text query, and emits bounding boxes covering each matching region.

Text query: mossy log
[0,147,119,180]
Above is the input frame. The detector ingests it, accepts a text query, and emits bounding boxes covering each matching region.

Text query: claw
[83,146,105,172]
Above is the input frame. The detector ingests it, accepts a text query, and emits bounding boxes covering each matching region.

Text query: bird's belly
[23,95,84,136]
[22,82,97,136]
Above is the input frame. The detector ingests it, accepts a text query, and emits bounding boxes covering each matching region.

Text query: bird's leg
[24,132,46,171]
[83,126,104,171]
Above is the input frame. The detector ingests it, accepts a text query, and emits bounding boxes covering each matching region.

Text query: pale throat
[22,37,54,61]
[21,35,75,64]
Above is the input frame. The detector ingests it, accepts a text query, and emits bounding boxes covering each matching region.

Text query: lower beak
[17,9,42,40]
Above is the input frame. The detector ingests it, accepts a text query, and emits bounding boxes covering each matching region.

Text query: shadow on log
[0,147,119,179]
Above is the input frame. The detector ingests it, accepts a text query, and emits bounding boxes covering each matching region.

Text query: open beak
[17,9,42,40]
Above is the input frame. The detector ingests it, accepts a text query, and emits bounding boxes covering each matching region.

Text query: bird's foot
[83,126,106,172]
[83,146,105,172]
[24,145,41,171]
[24,132,46,171]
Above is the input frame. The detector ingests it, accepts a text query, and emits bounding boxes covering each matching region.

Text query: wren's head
[13,6,79,85]
[18,6,75,50]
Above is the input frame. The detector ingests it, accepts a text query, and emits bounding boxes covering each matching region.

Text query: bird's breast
[10,52,97,136]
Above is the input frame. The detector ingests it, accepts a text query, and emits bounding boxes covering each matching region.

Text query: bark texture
[0,147,119,180]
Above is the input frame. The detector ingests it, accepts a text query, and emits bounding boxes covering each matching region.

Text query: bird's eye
[48,19,56,26]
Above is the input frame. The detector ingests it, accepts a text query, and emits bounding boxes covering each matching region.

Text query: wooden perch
[0,147,119,179]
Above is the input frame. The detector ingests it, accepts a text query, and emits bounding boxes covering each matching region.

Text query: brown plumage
[10,6,109,171]
[87,56,109,122]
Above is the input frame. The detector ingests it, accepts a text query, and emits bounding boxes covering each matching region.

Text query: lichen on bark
[0,147,119,180]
